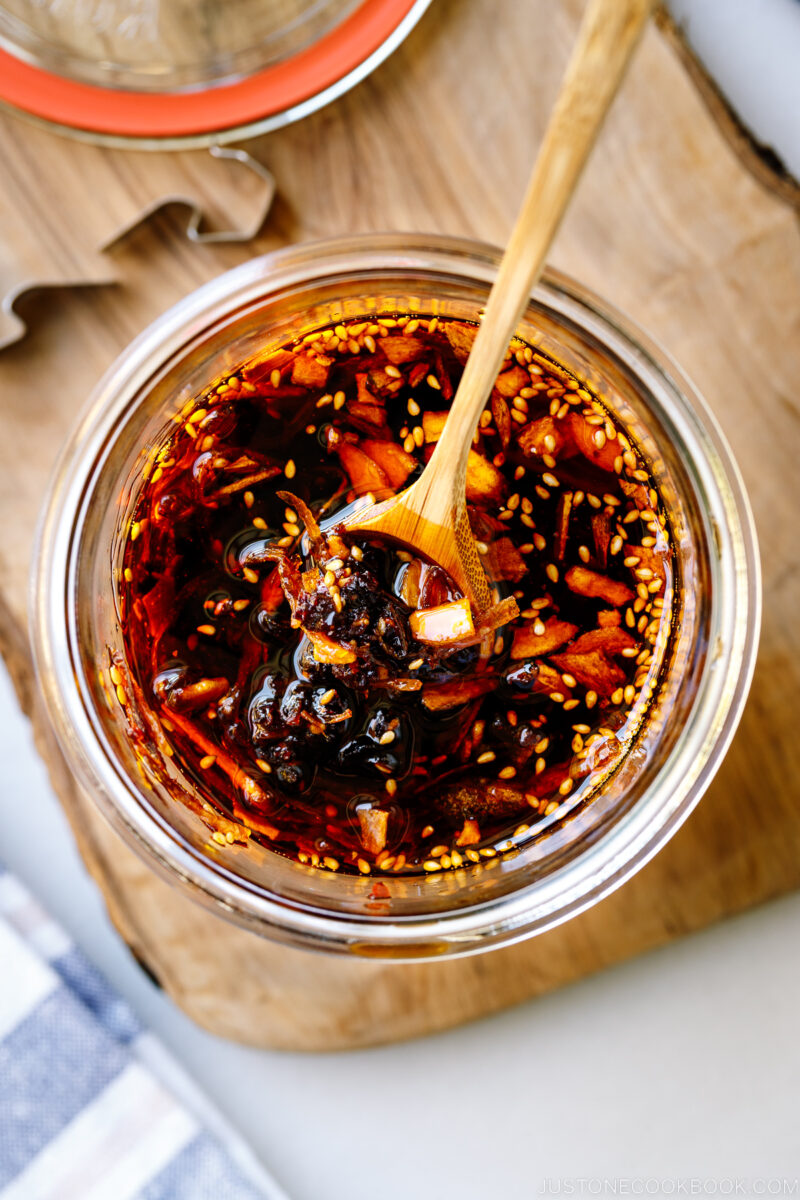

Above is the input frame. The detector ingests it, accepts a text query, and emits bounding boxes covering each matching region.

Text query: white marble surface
[2,4,800,1198]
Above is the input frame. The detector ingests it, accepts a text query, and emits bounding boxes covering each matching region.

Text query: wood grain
[0,117,275,349]
[0,0,799,1049]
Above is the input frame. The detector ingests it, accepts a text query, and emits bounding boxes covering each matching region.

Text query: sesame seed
[498,765,516,779]
[423,860,441,872]
[319,689,336,705]
[285,459,296,479]
[333,390,346,410]
[385,779,397,797]
[546,563,559,583]
[542,472,560,488]
[379,730,396,745]
[197,624,216,636]
[476,751,496,765]
[200,754,216,769]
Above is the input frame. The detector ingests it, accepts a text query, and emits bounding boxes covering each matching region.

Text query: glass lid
[0,0,431,147]
[0,0,363,92]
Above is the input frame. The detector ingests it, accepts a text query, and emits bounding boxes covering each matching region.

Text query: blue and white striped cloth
[0,866,288,1200]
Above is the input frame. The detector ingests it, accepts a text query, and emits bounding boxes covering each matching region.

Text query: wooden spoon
[341,0,655,615]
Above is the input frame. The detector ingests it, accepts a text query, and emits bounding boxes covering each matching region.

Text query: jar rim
[30,232,761,958]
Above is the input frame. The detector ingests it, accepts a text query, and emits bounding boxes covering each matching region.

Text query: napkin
[0,866,288,1200]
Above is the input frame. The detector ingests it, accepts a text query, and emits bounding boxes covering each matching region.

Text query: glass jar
[31,233,760,959]
[0,0,363,92]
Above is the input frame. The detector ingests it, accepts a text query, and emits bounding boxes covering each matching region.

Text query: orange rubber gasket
[0,0,418,139]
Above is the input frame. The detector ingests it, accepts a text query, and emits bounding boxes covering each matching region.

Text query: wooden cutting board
[1,0,799,1050]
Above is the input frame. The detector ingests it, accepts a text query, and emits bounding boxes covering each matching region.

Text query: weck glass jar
[31,233,760,959]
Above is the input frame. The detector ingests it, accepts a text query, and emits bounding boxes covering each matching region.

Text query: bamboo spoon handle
[423,0,656,511]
